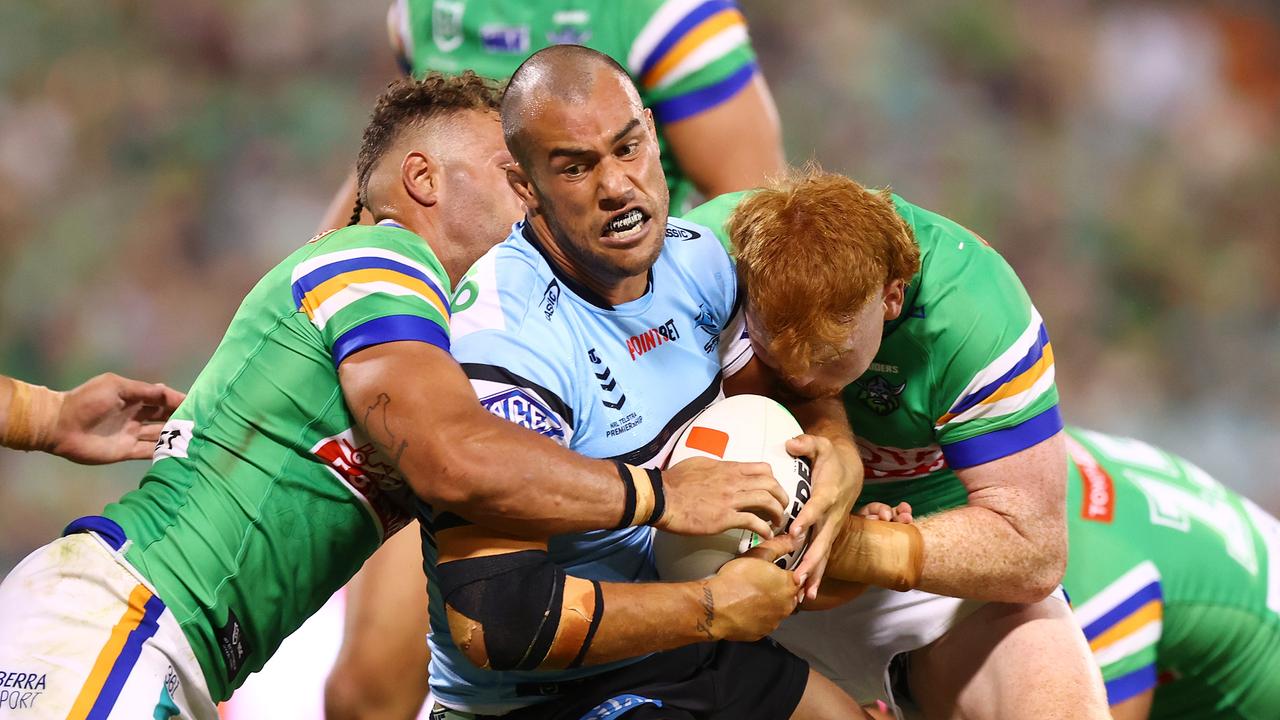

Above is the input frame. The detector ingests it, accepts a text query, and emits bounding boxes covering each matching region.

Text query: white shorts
[0,527,216,719]
[772,586,1068,715]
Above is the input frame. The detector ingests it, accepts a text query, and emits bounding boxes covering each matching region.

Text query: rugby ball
[653,394,812,581]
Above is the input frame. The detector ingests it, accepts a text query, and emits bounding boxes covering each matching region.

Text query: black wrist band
[644,468,665,526]
[613,461,637,530]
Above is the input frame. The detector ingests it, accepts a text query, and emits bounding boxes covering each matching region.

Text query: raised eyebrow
[611,117,643,146]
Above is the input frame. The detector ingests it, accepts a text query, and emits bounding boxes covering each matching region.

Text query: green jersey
[101,222,453,700]
[393,0,761,211]
[1063,427,1280,718]
[685,191,1062,515]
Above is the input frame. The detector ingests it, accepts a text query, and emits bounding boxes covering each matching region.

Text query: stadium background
[1,0,1277,570]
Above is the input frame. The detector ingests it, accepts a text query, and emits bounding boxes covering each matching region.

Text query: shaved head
[502,45,641,168]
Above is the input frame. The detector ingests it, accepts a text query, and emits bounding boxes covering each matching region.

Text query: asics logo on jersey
[855,375,906,415]
[542,279,561,320]
[481,388,565,442]
[626,319,680,360]
[665,226,701,241]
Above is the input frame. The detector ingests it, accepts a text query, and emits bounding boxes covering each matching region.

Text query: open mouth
[603,208,649,241]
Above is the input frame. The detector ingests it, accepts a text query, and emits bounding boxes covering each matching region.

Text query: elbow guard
[438,546,603,671]
[827,516,924,591]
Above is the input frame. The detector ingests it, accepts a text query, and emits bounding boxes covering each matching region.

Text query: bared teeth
[607,209,644,234]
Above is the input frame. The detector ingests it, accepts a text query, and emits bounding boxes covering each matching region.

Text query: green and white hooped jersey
[392,0,761,211]
[1063,427,1280,718]
[100,221,452,701]
[685,191,1062,516]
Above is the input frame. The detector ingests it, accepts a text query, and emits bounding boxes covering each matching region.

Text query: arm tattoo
[363,392,409,467]
[694,583,715,642]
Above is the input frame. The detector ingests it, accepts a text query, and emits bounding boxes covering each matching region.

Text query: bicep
[952,432,1067,512]
[663,74,785,197]
[338,340,481,433]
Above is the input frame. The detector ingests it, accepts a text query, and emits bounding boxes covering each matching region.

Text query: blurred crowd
[2,0,1277,568]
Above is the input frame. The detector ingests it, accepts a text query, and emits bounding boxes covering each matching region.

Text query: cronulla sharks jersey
[422,218,751,713]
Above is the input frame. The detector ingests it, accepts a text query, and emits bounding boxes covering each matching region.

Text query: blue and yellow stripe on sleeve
[937,310,1062,468]
[1071,561,1164,704]
[290,240,451,366]
[628,0,757,123]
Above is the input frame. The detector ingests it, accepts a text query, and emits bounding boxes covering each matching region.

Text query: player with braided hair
[0,73,794,720]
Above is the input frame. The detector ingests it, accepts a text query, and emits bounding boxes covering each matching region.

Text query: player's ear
[643,107,657,138]
[506,162,540,212]
[403,151,439,208]
[882,279,906,321]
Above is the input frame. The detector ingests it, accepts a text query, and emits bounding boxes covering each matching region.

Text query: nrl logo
[433,0,465,52]
[855,375,906,416]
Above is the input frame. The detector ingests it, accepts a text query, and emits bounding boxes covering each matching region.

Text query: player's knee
[324,656,421,720]
[323,667,375,720]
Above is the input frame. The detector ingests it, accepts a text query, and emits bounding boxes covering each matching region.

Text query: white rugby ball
[653,394,812,581]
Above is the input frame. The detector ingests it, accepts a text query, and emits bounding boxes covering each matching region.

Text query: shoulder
[680,191,750,256]
[451,228,550,340]
[288,224,451,307]
[623,0,754,87]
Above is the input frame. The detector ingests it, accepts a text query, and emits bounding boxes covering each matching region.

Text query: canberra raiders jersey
[101,221,452,701]
[685,192,1062,516]
[392,0,760,211]
[1063,427,1280,718]
[426,218,750,713]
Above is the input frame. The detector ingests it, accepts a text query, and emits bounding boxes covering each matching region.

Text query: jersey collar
[519,221,654,311]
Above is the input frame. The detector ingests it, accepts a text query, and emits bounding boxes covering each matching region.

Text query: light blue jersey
[423,218,751,714]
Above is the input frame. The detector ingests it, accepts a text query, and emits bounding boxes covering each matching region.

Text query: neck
[375,209,468,287]
[528,214,648,306]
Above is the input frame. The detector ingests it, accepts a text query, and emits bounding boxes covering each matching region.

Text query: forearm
[580,580,713,666]
[789,395,856,448]
[421,415,640,537]
[342,344,648,538]
[0,375,63,452]
[915,502,1066,602]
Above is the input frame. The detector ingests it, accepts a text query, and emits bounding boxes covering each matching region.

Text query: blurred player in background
[319,0,784,231]
[686,171,1111,719]
[0,373,184,465]
[1061,429,1280,720]
[0,74,786,720]
[325,3,787,716]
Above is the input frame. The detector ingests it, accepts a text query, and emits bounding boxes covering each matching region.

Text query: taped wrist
[0,377,64,452]
[438,549,603,671]
[826,516,924,591]
[612,462,666,529]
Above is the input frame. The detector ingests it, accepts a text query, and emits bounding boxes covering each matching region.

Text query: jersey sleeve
[1069,560,1164,704]
[666,213,752,376]
[913,202,1062,468]
[624,0,760,124]
[291,227,453,367]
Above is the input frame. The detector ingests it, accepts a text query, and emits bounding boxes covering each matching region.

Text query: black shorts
[497,638,809,720]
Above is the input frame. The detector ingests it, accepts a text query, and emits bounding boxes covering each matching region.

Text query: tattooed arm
[338,341,787,539]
